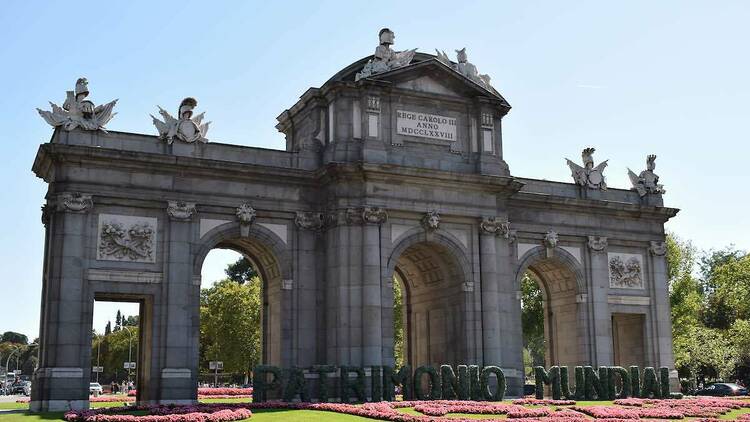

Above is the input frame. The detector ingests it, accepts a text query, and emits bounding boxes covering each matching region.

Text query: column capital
[363,206,388,225]
[649,240,667,256]
[58,192,93,213]
[479,217,515,241]
[295,211,325,231]
[587,235,608,252]
[167,200,196,221]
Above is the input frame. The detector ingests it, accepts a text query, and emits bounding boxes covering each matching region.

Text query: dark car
[695,382,748,397]
[523,384,536,396]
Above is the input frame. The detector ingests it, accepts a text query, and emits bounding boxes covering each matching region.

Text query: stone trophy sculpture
[151,97,211,144]
[355,28,417,80]
[566,147,608,190]
[628,154,666,197]
[435,48,493,90]
[37,78,118,132]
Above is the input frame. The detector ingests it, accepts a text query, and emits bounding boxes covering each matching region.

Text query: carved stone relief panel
[97,214,157,263]
[608,252,644,289]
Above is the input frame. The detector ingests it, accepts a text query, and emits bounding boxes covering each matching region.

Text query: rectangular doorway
[612,313,646,368]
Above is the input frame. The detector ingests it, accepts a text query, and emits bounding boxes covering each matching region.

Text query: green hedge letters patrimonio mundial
[252,364,678,402]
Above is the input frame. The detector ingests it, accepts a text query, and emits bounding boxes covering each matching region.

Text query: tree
[200,277,261,375]
[1,332,28,344]
[105,321,112,336]
[393,278,405,368]
[520,272,545,373]
[115,310,122,331]
[666,233,703,338]
[701,254,750,329]
[225,257,258,284]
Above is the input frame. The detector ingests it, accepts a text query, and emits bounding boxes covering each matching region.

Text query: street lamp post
[96,338,101,383]
[122,326,133,384]
[4,346,20,380]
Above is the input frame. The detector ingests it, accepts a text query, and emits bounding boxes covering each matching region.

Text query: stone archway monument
[31,29,677,411]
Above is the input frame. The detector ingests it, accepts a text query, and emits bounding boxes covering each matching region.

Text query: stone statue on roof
[37,78,118,132]
[355,28,417,81]
[566,147,608,190]
[435,47,493,90]
[628,154,665,197]
[151,97,211,144]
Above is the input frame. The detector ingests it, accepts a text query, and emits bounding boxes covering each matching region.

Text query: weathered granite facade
[31,51,677,411]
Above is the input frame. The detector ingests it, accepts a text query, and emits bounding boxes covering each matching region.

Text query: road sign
[123,362,136,369]
[92,366,104,373]
[13,370,21,375]
[208,361,223,370]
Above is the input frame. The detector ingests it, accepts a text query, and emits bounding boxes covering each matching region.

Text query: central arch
[516,247,589,368]
[385,230,475,368]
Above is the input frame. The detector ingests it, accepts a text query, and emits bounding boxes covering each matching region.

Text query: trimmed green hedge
[339,366,365,403]
[414,366,441,400]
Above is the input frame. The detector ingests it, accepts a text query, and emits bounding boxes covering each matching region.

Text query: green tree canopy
[200,277,261,374]
[1,331,28,344]
[225,257,258,284]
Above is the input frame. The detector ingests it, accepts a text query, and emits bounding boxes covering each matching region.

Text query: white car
[89,382,103,395]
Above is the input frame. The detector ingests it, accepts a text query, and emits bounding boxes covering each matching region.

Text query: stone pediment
[393,74,466,97]
[327,53,511,112]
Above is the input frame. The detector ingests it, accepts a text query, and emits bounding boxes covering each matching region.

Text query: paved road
[0,395,25,403]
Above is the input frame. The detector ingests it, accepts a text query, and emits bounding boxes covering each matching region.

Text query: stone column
[362,207,387,366]
[31,193,93,412]
[496,225,524,396]
[294,212,324,366]
[159,201,198,404]
[478,218,501,365]
[587,236,613,366]
[648,241,678,386]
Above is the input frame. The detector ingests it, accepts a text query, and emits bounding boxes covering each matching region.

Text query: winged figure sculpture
[37,78,117,132]
[151,97,210,144]
[628,154,665,197]
[566,147,608,190]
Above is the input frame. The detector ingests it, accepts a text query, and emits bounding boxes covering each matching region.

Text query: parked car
[90,382,103,395]
[524,384,536,396]
[695,382,748,396]
[11,381,31,396]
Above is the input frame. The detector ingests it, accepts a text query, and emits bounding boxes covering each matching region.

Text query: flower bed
[53,396,750,422]
[198,388,253,396]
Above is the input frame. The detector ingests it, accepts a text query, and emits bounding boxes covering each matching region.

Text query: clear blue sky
[1,0,748,340]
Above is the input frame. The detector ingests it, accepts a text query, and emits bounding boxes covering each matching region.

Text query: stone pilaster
[587,235,613,366]
[362,207,386,367]
[31,193,93,412]
[478,218,501,365]
[159,201,198,404]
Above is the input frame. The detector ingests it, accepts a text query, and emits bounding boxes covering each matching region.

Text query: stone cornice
[32,143,316,187]
[509,191,679,222]
[316,162,524,196]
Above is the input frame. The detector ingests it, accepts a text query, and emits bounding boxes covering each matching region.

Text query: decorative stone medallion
[587,236,608,252]
[59,192,93,213]
[543,231,559,249]
[166,201,196,221]
[295,211,324,231]
[608,252,644,289]
[236,203,257,225]
[363,207,388,225]
[421,210,440,231]
[97,214,157,263]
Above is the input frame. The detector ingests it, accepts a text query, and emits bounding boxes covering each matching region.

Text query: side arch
[514,245,590,367]
[192,221,293,367]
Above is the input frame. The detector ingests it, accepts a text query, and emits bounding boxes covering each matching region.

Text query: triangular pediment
[363,58,511,111]
[393,74,465,97]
